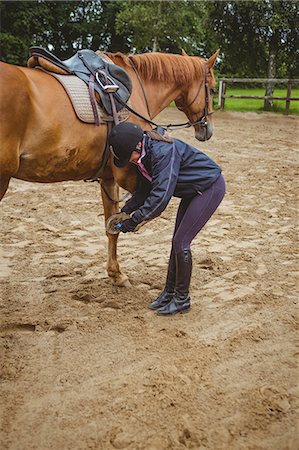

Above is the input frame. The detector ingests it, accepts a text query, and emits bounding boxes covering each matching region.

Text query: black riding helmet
[109,122,144,168]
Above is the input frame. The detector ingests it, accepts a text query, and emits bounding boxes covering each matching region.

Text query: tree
[207,0,299,110]
[114,0,209,55]
[259,1,298,109]
[0,1,103,65]
[1,0,297,109]
[0,1,50,65]
[96,1,131,53]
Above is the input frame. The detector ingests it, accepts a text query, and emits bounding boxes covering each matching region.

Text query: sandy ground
[0,108,298,450]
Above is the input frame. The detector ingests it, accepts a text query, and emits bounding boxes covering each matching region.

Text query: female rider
[109,122,226,316]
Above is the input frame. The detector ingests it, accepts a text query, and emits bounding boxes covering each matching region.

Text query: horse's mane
[105,52,205,85]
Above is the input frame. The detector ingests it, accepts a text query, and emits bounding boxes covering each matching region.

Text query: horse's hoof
[116,277,131,288]
[119,279,131,288]
[113,273,131,288]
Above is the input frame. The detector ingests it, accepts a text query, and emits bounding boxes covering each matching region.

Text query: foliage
[207,0,299,77]
[114,0,208,55]
[0,0,297,86]
[95,1,131,53]
[0,1,103,64]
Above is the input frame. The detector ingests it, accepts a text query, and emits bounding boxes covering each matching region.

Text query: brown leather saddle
[28,47,132,118]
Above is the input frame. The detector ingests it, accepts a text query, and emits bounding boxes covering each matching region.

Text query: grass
[216,87,299,115]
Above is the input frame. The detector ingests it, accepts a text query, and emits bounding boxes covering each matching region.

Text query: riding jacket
[122,133,222,225]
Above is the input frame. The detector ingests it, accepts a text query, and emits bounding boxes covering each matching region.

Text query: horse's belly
[15,132,106,182]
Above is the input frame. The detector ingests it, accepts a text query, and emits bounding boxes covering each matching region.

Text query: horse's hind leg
[0,175,11,201]
[0,150,20,201]
[100,176,131,287]
[0,64,24,201]
[0,147,19,201]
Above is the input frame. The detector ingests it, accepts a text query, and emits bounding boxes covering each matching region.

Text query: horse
[0,49,219,286]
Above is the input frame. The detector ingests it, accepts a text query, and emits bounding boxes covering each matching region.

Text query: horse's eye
[210,88,215,95]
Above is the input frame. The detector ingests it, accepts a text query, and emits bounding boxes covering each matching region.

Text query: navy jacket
[122,134,222,225]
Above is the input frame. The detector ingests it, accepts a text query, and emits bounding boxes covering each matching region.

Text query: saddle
[28,47,132,117]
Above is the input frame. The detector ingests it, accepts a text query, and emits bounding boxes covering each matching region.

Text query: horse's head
[175,50,219,141]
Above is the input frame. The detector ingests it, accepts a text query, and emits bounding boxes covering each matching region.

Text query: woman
[109,122,226,316]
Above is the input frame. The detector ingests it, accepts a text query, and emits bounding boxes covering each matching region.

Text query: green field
[216,87,299,115]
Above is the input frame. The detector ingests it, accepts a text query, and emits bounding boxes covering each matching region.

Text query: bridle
[116,57,213,131]
[175,63,213,129]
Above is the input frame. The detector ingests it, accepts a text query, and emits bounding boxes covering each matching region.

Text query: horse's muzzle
[195,122,213,141]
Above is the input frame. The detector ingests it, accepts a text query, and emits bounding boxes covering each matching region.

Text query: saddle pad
[47,71,130,124]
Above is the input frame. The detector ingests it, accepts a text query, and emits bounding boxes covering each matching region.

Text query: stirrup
[95,72,119,93]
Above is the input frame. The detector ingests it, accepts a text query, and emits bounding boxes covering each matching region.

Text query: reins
[100,55,212,131]
[115,93,211,131]
[127,56,152,119]
[118,57,212,131]
[100,183,131,204]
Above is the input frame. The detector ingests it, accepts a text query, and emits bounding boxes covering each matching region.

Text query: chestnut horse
[0,50,218,286]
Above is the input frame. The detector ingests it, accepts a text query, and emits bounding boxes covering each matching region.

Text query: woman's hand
[119,218,137,233]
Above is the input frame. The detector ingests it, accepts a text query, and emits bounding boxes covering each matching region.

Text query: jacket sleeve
[121,176,151,214]
[131,143,180,225]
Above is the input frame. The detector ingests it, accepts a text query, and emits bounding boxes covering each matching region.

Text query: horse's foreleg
[100,177,131,287]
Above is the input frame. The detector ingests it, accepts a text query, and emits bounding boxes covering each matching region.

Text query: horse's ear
[206,49,220,69]
[181,49,188,56]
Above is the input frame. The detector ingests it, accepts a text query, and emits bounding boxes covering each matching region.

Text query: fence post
[220,81,227,110]
[285,81,292,115]
[218,80,223,109]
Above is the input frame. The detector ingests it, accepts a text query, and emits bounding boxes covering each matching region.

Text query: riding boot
[157,249,192,316]
[148,248,176,310]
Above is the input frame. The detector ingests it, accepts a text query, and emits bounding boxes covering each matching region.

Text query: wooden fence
[217,78,299,114]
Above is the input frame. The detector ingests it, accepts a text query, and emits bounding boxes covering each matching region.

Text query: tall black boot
[157,249,192,316]
[148,248,176,310]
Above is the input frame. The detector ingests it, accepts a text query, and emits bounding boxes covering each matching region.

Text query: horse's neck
[143,80,182,119]
[107,52,185,119]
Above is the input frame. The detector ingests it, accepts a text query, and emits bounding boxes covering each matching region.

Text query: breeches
[172,174,226,253]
